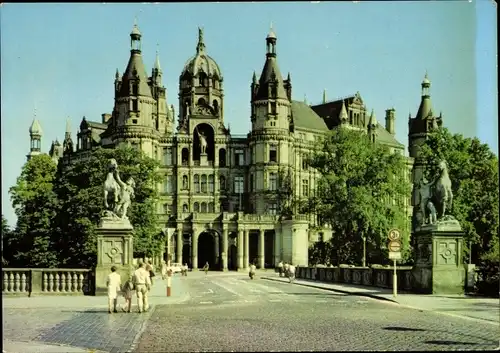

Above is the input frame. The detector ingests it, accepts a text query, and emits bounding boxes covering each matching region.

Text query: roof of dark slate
[291,100,329,131]
[119,52,152,98]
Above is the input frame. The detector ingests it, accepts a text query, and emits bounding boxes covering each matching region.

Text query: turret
[27,110,43,161]
[63,118,74,155]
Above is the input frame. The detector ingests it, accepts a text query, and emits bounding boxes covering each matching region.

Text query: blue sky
[1,1,497,227]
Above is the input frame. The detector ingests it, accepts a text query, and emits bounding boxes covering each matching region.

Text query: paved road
[3,272,499,352]
[136,272,499,352]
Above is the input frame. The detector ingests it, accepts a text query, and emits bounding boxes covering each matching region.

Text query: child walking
[121,274,134,313]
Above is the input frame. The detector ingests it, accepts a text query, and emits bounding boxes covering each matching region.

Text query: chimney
[385,108,395,135]
[102,113,112,124]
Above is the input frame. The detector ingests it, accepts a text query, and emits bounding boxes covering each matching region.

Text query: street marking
[250,281,285,294]
[202,288,214,294]
[356,300,368,304]
[269,299,281,302]
[316,299,328,303]
[337,300,347,303]
[250,289,263,293]
[226,300,238,304]
[244,300,256,303]
[212,280,242,296]
[199,301,213,304]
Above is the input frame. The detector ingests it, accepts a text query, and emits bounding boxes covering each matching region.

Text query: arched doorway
[198,231,216,269]
[228,244,238,271]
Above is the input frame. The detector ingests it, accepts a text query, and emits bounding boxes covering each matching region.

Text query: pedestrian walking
[146,261,155,286]
[203,261,209,275]
[278,261,284,277]
[249,263,256,279]
[284,262,290,278]
[161,261,167,280]
[121,274,134,313]
[106,266,122,314]
[183,263,189,276]
[288,264,296,283]
[133,260,152,313]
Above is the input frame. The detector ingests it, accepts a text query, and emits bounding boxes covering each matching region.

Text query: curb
[261,276,398,304]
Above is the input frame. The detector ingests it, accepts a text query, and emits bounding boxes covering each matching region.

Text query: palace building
[27,23,441,270]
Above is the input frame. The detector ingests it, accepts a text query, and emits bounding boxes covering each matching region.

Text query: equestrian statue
[103,158,136,220]
[414,159,457,230]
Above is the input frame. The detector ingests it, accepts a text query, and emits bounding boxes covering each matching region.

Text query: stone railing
[2,268,94,296]
[295,265,414,292]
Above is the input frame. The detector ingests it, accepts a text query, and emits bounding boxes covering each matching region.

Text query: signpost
[387,228,401,298]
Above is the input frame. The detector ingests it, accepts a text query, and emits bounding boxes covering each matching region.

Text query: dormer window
[132,82,139,96]
[271,102,277,115]
[132,99,138,112]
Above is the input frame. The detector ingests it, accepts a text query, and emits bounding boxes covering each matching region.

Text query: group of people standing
[277,261,296,283]
[106,260,156,314]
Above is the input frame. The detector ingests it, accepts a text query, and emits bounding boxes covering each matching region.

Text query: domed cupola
[178,27,224,122]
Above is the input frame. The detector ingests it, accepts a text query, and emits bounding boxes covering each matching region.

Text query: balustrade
[2,268,92,296]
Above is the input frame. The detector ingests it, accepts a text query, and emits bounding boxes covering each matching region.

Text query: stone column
[214,233,220,266]
[244,230,250,269]
[176,223,183,264]
[274,231,281,266]
[258,229,265,269]
[192,231,199,270]
[222,228,228,271]
[237,230,244,270]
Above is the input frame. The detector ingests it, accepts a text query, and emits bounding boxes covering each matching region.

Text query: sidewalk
[262,275,500,325]
[2,340,107,353]
[2,275,190,309]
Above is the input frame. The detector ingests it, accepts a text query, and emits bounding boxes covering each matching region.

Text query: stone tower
[408,72,443,228]
[177,27,226,164]
[63,118,74,156]
[249,25,294,215]
[27,113,43,161]
[111,21,166,157]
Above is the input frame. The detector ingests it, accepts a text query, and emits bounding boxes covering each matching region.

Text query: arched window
[219,148,226,167]
[201,175,207,193]
[201,202,207,213]
[208,202,214,213]
[199,72,207,87]
[182,148,189,165]
[213,100,219,115]
[208,175,214,192]
[194,202,200,213]
[219,175,226,191]
[198,98,206,106]
[194,174,200,193]
[182,175,188,190]
[183,203,189,213]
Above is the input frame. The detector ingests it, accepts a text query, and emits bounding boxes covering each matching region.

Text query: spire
[415,71,433,120]
[267,21,277,40]
[287,72,291,81]
[368,109,378,127]
[65,118,71,137]
[339,100,348,121]
[154,44,161,71]
[322,89,327,104]
[196,27,206,54]
[252,71,257,84]
[29,108,43,136]
[115,68,120,80]
[254,25,287,100]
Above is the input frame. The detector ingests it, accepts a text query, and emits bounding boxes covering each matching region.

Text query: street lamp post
[362,235,366,267]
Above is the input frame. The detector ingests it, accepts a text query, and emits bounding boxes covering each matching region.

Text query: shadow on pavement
[383,326,426,332]
[424,340,478,346]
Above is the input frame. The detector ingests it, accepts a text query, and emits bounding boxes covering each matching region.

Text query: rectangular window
[271,102,277,115]
[164,175,173,194]
[269,203,278,215]
[194,175,200,193]
[163,147,173,166]
[269,172,277,191]
[208,175,214,193]
[302,154,308,170]
[132,99,138,111]
[234,150,244,166]
[234,176,244,194]
[250,174,254,192]
[269,145,277,162]
[132,83,139,96]
[302,179,309,197]
[201,175,207,193]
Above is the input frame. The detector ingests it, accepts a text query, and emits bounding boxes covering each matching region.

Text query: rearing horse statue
[103,158,120,211]
[433,160,453,217]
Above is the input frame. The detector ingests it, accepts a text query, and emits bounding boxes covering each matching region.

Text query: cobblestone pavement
[135,275,500,352]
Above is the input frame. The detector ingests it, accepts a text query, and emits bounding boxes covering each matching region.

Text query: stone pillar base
[412,229,465,295]
[95,217,134,296]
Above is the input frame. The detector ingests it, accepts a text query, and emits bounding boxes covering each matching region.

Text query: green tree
[54,145,162,267]
[306,127,412,265]
[8,155,59,267]
[419,128,499,263]
[2,214,13,266]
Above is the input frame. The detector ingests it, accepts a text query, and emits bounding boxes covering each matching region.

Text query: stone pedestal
[411,223,465,294]
[200,153,208,166]
[95,217,134,296]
